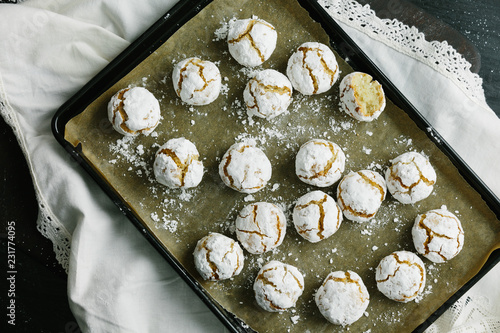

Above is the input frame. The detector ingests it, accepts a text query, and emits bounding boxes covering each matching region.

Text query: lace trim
[426,296,500,333]
[0,74,71,273]
[318,0,490,110]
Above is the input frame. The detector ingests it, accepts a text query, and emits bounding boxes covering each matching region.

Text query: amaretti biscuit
[235,202,286,254]
[193,232,244,281]
[286,42,339,95]
[172,57,221,105]
[227,17,277,67]
[293,190,342,243]
[315,270,370,326]
[107,87,160,136]
[218,141,272,193]
[339,72,386,121]
[243,69,293,119]
[153,137,204,189]
[253,261,304,312]
[295,139,345,187]
[412,208,464,263]
[376,251,426,303]
[337,170,387,223]
[385,152,437,204]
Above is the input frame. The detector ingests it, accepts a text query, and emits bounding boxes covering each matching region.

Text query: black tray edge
[50,0,500,332]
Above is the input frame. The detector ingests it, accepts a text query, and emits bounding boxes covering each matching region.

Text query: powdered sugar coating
[339,72,386,122]
[376,251,426,303]
[293,190,343,243]
[218,141,272,193]
[412,209,464,263]
[243,69,293,119]
[236,202,286,254]
[286,42,339,95]
[315,270,370,326]
[253,261,304,312]
[337,170,387,223]
[172,57,221,105]
[295,139,346,187]
[193,232,244,281]
[227,17,277,67]
[385,152,437,204]
[107,87,160,136]
[153,137,204,189]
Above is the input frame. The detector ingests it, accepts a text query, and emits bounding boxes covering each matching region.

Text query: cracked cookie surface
[412,208,464,263]
[107,87,160,136]
[243,69,293,120]
[253,260,304,312]
[339,72,386,122]
[235,202,286,254]
[376,251,426,303]
[218,141,272,193]
[315,270,370,326]
[385,151,437,204]
[337,170,387,223]
[227,17,277,67]
[193,232,244,281]
[295,138,345,187]
[153,137,204,189]
[293,190,342,243]
[172,57,221,105]
[286,42,339,95]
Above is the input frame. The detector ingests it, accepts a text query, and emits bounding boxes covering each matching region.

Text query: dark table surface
[0,0,498,331]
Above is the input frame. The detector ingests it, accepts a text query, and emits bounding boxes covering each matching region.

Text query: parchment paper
[64,0,500,331]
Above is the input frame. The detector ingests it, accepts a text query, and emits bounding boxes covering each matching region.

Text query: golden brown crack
[159,148,198,187]
[256,265,302,310]
[177,58,215,99]
[228,19,274,63]
[295,194,328,239]
[337,172,383,219]
[246,78,292,117]
[297,46,337,94]
[223,145,265,191]
[199,238,219,280]
[389,157,435,196]
[322,271,368,303]
[237,204,269,252]
[298,141,340,182]
[376,253,425,301]
[418,212,463,260]
[112,88,134,135]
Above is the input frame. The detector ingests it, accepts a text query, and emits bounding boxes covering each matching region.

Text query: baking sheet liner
[64,0,500,331]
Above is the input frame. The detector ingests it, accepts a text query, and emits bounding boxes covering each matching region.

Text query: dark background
[1,0,498,331]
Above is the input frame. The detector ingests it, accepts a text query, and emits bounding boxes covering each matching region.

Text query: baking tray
[51,0,500,332]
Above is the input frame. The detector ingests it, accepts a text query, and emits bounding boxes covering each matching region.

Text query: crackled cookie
[243,69,293,119]
[385,152,437,204]
[293,190,342,243]
[227,17,277,67]
[315,270,370,326]
[218,141,272,193]
[235,202,286,254]
[412,208,464,263]
[107,87,160,136]
[337,170,387,223]
[172,57,221,105]
[254,261,304,312]
[286,42,339,95]
[153,137,204,189]
[339,72,386,121]
[193,233,244,281]
[295,139,346,187]
[376,251,426,303]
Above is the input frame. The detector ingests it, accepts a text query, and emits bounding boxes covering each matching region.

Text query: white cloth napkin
[1,0,499,332]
